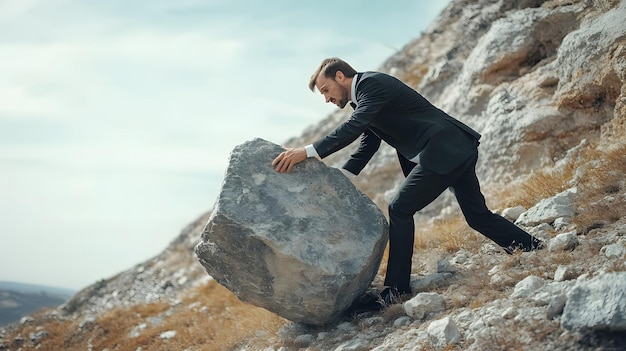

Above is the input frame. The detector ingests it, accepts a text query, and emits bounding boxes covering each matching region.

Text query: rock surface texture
[194,138,389,325]
[562,272,626,331]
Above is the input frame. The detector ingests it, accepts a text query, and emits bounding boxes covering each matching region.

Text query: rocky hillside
[1,0,625,350]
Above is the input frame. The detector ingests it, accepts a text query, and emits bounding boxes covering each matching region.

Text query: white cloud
[0,30,243,120]
[0,0,39,21]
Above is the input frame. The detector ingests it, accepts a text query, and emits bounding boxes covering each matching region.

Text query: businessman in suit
[272,57,543,309]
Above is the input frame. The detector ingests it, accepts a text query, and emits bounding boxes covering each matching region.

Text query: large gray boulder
[194,138,389,325]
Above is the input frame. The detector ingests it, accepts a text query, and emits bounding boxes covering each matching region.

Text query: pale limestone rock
[516,188,577,227]
[548,231,579,252]
[553,217,572,231]
[546,294,568,320]
[600,243,626,259]
[562,272,626,331]
[404,292,445,320]
[502,206,526,221]
[428,316,461,350]
[554,265,578,281]
[159,330,177,340]
[511,275,545,298]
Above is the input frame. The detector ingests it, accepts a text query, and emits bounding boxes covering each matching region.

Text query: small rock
[488,265,501,275]
[490,273,514,286]
[512,275,545,298]
[501,307,517,319]
[502,206,526,221]
[548,231,579,252]
[394,316,412,327]
[29,330,47,342]
[546,294,567,320]
[516,188,577,226]
[437,260,458,273]
[553,217,571,231]
[427,316,461,350]
[451,250,470,265]
[554,265,577,281]
[600,243,626,259]
[480,243,500,254]
[160,330,177,340]
[19,316,34,325]
[404,292,445,320]
[129,323,147,338]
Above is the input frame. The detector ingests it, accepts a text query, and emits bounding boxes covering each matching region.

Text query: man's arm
[273,76,388,173]
[342,129,381,176]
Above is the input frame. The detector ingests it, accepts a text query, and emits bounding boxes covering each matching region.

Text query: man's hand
[272,147,307,173]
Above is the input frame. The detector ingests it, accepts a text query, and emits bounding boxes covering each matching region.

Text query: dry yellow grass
[480,137,626,234]
[4,281,285,351]
[572,143,626,232]
[168,281,286,351]
[414,216,484,253]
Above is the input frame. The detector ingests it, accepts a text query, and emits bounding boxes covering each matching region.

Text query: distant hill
[0,281,75,326]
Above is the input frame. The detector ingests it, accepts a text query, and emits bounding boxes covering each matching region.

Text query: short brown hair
[308,57,357,91]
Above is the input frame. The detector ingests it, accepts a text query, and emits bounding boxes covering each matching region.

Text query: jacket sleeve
[341,129,381,175]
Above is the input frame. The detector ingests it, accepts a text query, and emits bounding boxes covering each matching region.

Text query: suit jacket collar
[350,72,362,107]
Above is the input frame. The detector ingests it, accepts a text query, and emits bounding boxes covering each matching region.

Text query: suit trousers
[383,148,542,293]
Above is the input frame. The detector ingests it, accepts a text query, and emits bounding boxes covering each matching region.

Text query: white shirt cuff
[339,168,357,178]
[305,144,319,158]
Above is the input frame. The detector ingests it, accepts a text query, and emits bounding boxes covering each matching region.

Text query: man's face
[315,72,349,109]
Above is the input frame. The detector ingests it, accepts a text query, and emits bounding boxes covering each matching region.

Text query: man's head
[309,57,357,109]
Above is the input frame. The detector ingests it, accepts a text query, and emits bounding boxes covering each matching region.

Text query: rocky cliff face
[287,0,625,222]
[2,0,625,350]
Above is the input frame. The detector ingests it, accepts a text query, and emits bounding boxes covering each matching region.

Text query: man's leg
[384,163,453,293]
[451,155,543,252]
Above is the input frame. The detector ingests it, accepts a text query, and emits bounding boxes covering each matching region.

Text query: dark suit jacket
[313,71,481,175]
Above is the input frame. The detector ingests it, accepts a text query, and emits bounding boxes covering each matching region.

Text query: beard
[336,85,350,108]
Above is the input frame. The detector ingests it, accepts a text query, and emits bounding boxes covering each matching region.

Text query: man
[272,57,543,309]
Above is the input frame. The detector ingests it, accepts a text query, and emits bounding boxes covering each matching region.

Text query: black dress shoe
[505,239,546,254]
[344,291,384,315]
[379,286,410,306]
[344,287,410,317]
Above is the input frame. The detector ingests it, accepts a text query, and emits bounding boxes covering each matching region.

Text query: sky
[0,0,451,291]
